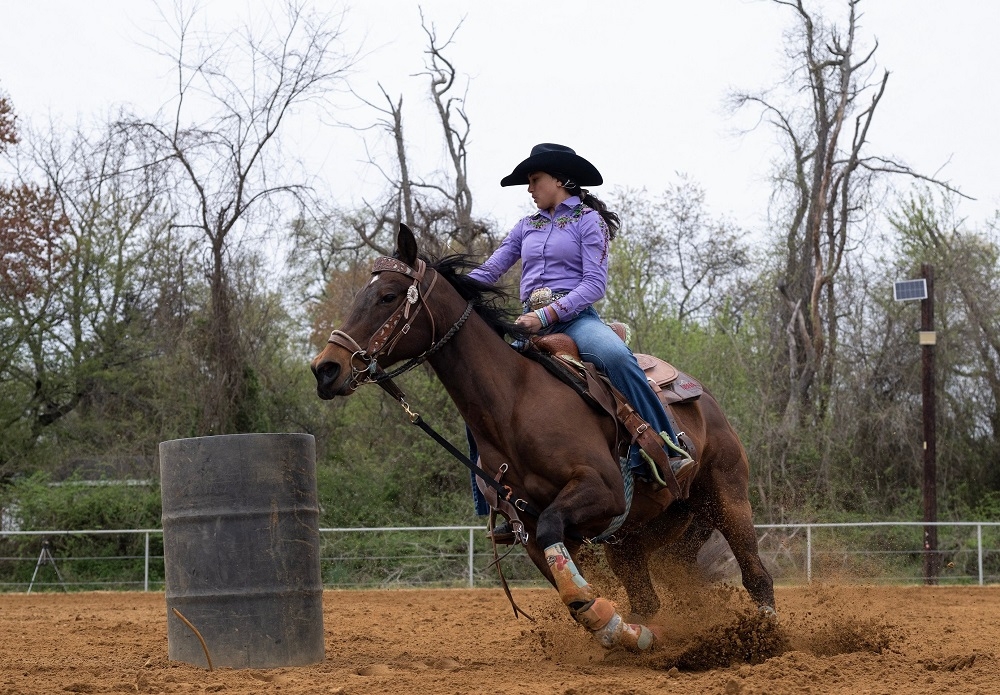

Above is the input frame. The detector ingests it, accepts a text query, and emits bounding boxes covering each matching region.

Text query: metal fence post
[978,524,984,586]
[144,532,150,592]
[806,525,812,583]
[468,528,475,588]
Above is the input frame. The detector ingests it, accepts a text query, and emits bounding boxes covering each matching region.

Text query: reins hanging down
[375,374,541,520]
[331,252,537,620]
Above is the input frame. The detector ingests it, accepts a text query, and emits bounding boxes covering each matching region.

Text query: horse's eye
[378,293,397,305]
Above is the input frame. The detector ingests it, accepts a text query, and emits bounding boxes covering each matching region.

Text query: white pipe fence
[753,521,998,585]
[1,521,999,592]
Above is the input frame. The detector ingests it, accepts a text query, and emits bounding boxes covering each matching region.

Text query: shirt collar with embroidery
[531,195,582,221]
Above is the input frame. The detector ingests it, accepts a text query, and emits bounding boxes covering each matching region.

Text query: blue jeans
[470,307,678,515]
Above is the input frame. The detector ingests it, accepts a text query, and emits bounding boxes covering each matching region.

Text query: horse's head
[311,224,446,399]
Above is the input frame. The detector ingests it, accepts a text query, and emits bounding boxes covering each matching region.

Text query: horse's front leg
[531,482,661,652]
[711,496,776,613]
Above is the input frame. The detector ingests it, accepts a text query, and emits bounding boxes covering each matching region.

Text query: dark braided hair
[550,171,620,240]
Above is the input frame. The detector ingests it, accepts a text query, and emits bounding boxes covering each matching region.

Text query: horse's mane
[424,253,524,339]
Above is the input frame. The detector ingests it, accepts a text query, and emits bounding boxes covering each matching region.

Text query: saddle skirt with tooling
[634,353,704,407]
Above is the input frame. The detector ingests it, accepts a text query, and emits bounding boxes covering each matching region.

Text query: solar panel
[893,279,927,302]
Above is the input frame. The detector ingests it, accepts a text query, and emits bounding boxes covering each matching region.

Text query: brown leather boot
[671,457,698,486]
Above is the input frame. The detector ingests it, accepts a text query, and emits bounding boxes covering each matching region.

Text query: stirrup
[487,520,516,545]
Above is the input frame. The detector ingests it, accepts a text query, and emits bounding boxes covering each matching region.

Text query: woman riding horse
[467,144,696,533]
[311,221,776,652]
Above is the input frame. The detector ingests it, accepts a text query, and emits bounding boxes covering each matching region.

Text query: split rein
[325,256,541,520]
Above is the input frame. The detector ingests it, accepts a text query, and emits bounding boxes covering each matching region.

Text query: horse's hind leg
[666,522,716,566]
[603,506,692,622]
[714,498,775,611]
[603,537,659,621]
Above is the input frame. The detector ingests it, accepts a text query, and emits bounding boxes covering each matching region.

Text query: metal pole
[806,525,812,583]
[978,524,984,586]
[27,545,46,595]
[921,264,938,584]
[468,528,475,588]
[144,532,150,592]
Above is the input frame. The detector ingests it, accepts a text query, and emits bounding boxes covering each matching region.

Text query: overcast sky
[2,0,998,235]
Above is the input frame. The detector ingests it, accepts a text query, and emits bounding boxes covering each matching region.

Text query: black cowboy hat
[499,143,603,187]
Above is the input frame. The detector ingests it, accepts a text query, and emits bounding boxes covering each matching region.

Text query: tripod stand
[27,540,67,594]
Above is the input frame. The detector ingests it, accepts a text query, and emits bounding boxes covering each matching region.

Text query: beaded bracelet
[534,306,557,328]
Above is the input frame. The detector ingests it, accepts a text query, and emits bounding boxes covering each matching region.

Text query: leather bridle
[326,256,473,391]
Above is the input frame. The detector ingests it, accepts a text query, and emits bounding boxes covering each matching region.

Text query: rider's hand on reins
[515,313,543,333]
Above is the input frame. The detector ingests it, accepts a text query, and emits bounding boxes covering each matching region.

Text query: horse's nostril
[314,361,340,386]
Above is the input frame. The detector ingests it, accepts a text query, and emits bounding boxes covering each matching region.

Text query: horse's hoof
[619,621,658,651]
[592,613,658,652]
[759,605,778,619]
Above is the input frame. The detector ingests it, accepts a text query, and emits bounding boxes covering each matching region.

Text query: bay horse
[311,224,775,652]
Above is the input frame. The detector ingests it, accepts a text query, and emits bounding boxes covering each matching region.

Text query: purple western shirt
[468,196,611,322]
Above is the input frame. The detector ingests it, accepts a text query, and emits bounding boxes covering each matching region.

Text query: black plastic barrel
[160,433,324,668]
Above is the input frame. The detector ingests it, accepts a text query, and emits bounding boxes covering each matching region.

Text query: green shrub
[5,472,161,530]
[0,472,163,590]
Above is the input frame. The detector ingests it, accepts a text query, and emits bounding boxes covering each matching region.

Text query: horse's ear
[396,224,418,267]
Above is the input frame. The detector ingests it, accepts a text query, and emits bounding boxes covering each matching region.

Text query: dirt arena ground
[1,582,998,695]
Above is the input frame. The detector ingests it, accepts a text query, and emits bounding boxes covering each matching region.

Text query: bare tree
[334,13,494,264]
[734,0,965,430]
[126,1,356,433]
[339,84,417,258]
[416,11,478,250]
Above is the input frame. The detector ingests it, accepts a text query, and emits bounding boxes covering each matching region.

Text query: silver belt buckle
[528,287,554,311]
